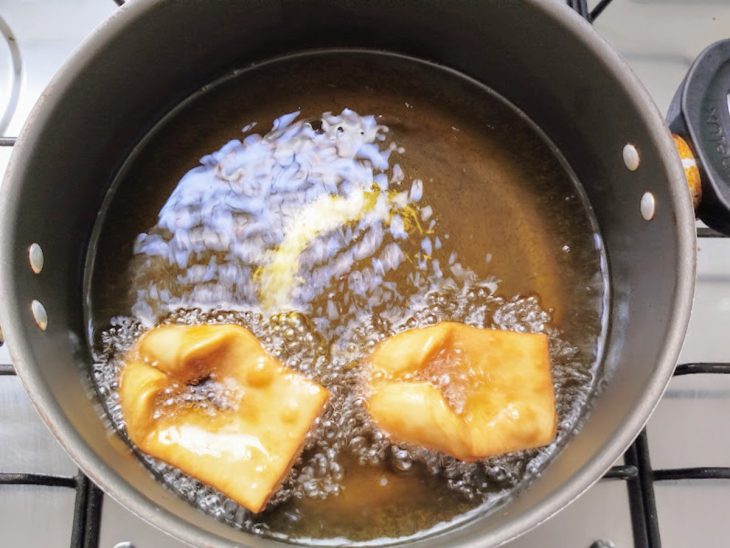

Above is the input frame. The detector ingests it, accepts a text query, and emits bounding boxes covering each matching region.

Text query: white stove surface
[0,1,728,547]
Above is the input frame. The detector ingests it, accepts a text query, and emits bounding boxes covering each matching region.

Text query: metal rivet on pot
[113,543,135,548]
[641,191,656,221]
[623,144,640,171]
[31,300,47,331]
[28,243,44,274]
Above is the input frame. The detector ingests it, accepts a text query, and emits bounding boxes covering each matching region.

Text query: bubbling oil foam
[92,277,595,538]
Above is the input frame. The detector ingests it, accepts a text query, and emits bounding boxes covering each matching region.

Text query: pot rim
[0,1,696,546]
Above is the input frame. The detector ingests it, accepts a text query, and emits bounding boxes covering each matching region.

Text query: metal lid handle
[667,39,730,235]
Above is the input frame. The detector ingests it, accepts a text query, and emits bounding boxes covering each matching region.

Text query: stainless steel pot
[1,0,724,546]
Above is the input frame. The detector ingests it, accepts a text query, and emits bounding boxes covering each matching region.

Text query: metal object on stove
[0,15,21,135]
[668,39,730,235]
[0,0,699,545]
[0,1,729,548]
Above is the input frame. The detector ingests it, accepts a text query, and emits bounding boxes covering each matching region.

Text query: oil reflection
[131,109,460,331]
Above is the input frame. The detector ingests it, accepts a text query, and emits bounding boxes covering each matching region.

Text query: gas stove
[0,1,728,547]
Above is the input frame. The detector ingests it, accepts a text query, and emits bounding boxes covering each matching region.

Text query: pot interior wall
[0,1,692,546]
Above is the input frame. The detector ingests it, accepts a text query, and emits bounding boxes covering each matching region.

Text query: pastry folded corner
[119,324,329,513]
[366,322,556,461]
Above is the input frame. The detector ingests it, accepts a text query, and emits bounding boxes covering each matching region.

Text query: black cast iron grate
[0,1,727,547]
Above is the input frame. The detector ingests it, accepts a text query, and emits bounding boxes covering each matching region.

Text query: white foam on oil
[93,282,596,541]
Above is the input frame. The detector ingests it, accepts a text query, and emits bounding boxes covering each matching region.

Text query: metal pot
[0,0,726,546]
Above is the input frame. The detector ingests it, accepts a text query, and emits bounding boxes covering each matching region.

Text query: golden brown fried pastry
[119,324,328,513]
[366,322,556,461]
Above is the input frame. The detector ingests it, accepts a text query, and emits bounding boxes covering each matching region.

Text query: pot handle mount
[667,38,730,235]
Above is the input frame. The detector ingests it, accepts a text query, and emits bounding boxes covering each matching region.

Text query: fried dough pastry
[119,324,328,513]
[366,322,556,461]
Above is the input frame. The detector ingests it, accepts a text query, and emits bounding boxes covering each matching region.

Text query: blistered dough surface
[119,324,328,513]
[366,322,556,461]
